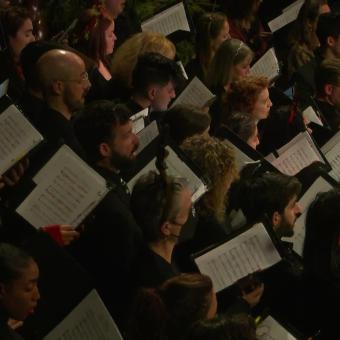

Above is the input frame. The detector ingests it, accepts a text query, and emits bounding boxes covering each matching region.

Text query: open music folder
[131,108,149,134]
[256,315,298,340]
[43,290,123,340]
[0,103,44,176]
[136,120,160,154]
[321,130,340,182]
[194,223,281,293]
[0,78,9,98]
[16,145,110,229]
[170,76,215,109]
[265,131,329,176]
[141,2,190,37]
[282,176,334,256]
[250,48,280,81]
[128,145,208,203]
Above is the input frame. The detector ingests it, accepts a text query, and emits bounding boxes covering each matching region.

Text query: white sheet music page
[128,146,207,203]
[171,76,215,109]
[282,0,304,12]
[321,131,340,182]
[195,223,281,292]
[268,2,302,32]
[131,108,149,134]
[141,2,190,37]
[250,48,280,81]
[17,145,109,229]
[0,79,9,98]
[43,290,123,340]
[0,104,43,176]
[136,120,159,154]
[270,132,323,176]
[257,315,297,340]
[303,106,323,127]
[282,176,333,256]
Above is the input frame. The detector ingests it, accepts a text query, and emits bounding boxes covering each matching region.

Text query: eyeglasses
[59,71,89,84]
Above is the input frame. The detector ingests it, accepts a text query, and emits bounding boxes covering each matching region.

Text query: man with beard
[238,172,306,333]
[70,101,141,327]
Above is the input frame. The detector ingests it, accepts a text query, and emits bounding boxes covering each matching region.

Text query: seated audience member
[126,52,182,116]
[220,0,270,59]
[186,12,230,80]
[294,12,340,106]
[287,0,329,80]
[180,135,237,253]
[205,39,254,132]
[187,313,257,340]
[223,112,260,149]
[163,104,211,145]
[302,189,340,338]
[128,273,217,340]
[70,5,117,101]
[224,75,272,122]
[130,172,192,288]
[237,172,304,330]
[0,6,35,101]
[111,31,176,98]
[71,101,141,324]
[314,58,340,131]
[0,243,40,340]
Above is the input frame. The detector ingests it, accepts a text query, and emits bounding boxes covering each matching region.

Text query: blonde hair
[181,135,238,223]
[110,31,176,90]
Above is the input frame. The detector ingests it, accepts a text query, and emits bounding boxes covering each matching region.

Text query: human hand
[241,282,264,308]
[59,224,80,245]
[2,158,29,187]
[7,318,23,330]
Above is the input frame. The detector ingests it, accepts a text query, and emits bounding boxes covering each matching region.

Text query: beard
[109,149,137,171]
[275,216,296,239]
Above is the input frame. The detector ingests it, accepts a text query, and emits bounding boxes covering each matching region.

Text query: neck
[323,48,336,60]
[149,239,175,264]
[46,98,72,120]
[96,159,119,173]
[315,95,335,107]
[131,93,151,110]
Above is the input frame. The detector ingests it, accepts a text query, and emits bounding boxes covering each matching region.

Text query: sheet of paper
[195,223,281,292]
[282,0,304,13]
[131,108,149,134]
[223,140,255,171]
[43,290,123,340]
[271,132,324,176]
[250,48,280,81]
[257,315,297,340]
[303,106,323,127]
[141,2,190,37]
[136,120,159,154]
[128,146,207,203]
[171,76,215,109]
[17,145,109,228]
[321,131,340,182]
[268,3,302,32]
[282,176,333,256]
[0,78,9,98]
[0,104,44,176]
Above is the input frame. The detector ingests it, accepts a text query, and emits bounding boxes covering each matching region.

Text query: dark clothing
[18,92,45,124]
[0,314,24,340]
[186,57,205,82]
[123,98,145,117]
[69,166,142,325]
[131,246,178,289]
[316,100,340,132]
[0,49,25,103]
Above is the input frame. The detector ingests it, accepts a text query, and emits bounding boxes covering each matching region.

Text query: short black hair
[317,13,340,51]
[0,243,33,284]
[132,52,183,96]
[163,104,211,144]
[73,100,131,164]
[239,172,302,223]
[315,58,340,95]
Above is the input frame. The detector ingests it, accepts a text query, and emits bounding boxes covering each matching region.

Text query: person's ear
[51,80,64,95]
[99,142,112,158]
[324,83,334,96]
[272,211,282,229]
[327,36,335,47]
[147,86,157,101]
[160,221,171,237]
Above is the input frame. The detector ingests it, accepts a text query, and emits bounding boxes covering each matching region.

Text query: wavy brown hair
[181,135,237,223]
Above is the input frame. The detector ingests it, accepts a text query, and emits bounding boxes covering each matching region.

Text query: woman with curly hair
[224,75,272,122]
[181,135,238,253]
